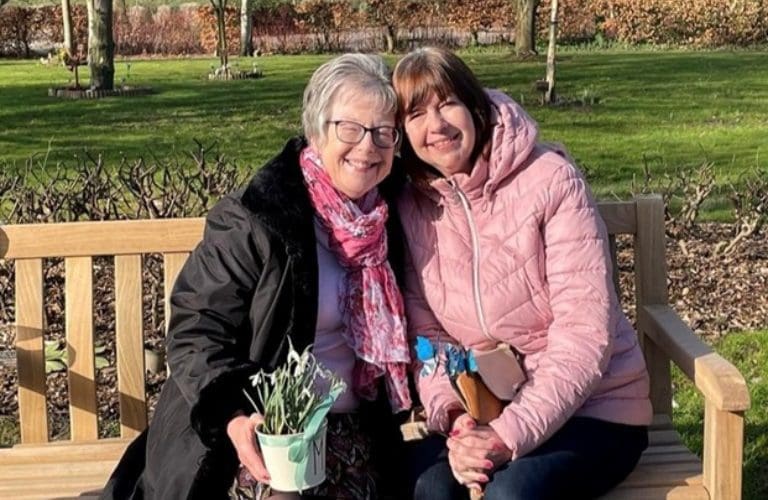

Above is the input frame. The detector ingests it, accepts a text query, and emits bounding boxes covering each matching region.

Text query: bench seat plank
[600,485,709,500]
[0,438,131,465]
[0,459,115,480]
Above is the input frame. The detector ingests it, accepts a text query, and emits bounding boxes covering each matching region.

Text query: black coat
[102,137,408,500]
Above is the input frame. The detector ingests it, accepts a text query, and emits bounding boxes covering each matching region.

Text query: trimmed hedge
[1,0,767,57]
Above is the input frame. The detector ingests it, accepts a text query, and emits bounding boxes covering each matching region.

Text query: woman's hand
[447,421,513,490]
[226,412,271,483]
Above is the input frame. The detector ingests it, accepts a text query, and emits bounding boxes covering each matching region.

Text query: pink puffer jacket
[398,90,652,459]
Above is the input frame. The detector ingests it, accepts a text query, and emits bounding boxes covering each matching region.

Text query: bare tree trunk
[62,0,74,54]
[544,0,558,104]
[240,0,253,56]
[210,0,229,70]
[385,25,396,53]
[87,0,114,90]
[219,9,229,68]
[515,0,538,57]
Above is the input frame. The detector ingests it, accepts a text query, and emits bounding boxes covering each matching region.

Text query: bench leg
[703,401,745,499]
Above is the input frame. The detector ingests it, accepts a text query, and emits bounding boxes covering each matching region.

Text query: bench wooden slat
[0,476,107,496]
[0,219,205,259]
[639,452,702,466]
[600,485,709,500]
[619,467,702,488]
[0,459,116,480]
[11,494,101,500]
[650,414,673,430]
[163,252,190,334]
[643,444,695,455]
[649,429,685,446]
[65,256,98,441]
[597,201,637,235]
[15,258,48,444]
[115,254,146,438]
[0,438,131,465]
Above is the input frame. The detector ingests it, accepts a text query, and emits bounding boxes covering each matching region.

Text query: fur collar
[240,136,315,257]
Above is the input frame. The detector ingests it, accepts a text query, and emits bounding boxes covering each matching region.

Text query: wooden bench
[0,195,750,499]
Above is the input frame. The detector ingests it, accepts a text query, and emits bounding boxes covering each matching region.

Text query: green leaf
[95,356,110,369]
[45,359,67,374]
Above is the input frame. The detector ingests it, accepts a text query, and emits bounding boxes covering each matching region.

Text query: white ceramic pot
[256,420,327,492]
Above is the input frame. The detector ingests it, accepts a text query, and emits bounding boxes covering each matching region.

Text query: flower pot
[256,420,327,492]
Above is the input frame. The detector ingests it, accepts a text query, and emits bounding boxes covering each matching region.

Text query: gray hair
[302,53,396,145]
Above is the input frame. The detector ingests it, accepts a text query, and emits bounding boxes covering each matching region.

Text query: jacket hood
[416,90,539,203]
[480,89,539,195]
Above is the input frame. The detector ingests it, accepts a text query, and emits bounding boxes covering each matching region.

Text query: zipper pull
[447,179,462,204]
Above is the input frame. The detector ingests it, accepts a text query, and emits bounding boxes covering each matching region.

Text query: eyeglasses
[326,120,400,149]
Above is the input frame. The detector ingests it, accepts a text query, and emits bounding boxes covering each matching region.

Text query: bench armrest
[641,304,750,498]
[640,304,750,412]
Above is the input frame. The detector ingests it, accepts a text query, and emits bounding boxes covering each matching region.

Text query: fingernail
[484,460,493,468]
[449,429,460,437]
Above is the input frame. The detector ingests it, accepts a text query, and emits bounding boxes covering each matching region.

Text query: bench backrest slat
[163,253,191,335]
[65,256,98,441]
[1,219,205,259]
[115,254,146,438]
[15,258,48,444]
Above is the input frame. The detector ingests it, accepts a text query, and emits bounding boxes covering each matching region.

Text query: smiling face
[403,92,476,177]
[313,87,396,200]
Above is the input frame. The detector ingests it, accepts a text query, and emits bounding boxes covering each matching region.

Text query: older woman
[395,47,651,499]
[102,53,411,500]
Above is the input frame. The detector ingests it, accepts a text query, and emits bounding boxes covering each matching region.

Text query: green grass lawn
[1,48,766,206]
[673,330,768,500]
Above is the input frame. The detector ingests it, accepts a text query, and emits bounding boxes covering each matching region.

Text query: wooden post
[634,195,672,416]
[703,401,745,499]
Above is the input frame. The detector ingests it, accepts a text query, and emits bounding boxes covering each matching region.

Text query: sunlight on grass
[672,330,768,500]
[1,48,766,202]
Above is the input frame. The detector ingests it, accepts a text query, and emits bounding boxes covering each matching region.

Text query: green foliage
[673,330,768,500]
[44,340,109,373]
[0,417,20,448]
[245,340,345,435]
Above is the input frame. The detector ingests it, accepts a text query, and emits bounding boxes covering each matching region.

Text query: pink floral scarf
[300,146,411,413]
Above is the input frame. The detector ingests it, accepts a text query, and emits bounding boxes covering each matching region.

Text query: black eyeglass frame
[326,120,400,149]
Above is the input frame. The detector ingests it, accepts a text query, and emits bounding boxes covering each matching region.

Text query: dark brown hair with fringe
[393,47,493,177]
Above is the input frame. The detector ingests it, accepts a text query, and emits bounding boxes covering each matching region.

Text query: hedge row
[1,0,766,57]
